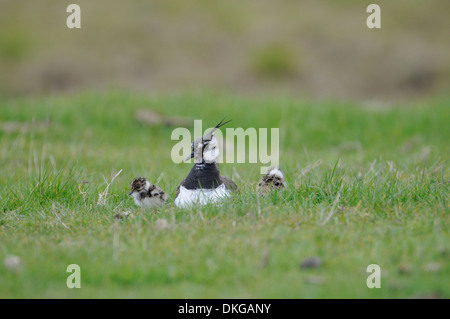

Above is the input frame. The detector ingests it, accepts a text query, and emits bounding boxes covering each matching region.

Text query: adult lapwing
[128,177,168,208]
[257,166,286,196]
[174,119,238,208]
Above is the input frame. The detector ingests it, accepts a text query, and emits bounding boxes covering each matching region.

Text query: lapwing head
[186,119,231,164]
[128,177,148,195]
[267,167,286,188]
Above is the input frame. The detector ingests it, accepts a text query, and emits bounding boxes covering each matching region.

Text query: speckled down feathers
[129,177,168,208]
[257,167,286,195]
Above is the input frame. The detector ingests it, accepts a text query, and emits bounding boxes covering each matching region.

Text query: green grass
[0,92,448,298]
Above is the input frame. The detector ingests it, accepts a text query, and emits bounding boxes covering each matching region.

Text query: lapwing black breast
[175,163,238,199]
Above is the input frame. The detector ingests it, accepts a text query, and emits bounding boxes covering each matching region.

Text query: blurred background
[0,0,449,101]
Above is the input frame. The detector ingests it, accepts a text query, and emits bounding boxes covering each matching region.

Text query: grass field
[0,92,448,298]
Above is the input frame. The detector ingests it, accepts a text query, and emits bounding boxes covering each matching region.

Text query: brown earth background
[1,0,449,101]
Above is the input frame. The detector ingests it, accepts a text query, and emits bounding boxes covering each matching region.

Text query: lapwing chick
[175,119,238,208]
[257,166,286,196]
[129,177,168,208]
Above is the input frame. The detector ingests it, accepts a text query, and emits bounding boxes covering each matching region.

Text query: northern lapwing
[257,166,286,196]
[128,177,168,208]
[174,119,238,208]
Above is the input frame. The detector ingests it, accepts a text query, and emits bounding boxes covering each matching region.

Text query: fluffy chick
[129,177,168,208]
[257,167,286,196]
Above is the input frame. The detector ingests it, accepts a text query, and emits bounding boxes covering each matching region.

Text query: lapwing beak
[185,151,194,161]
[128,190,133,196]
